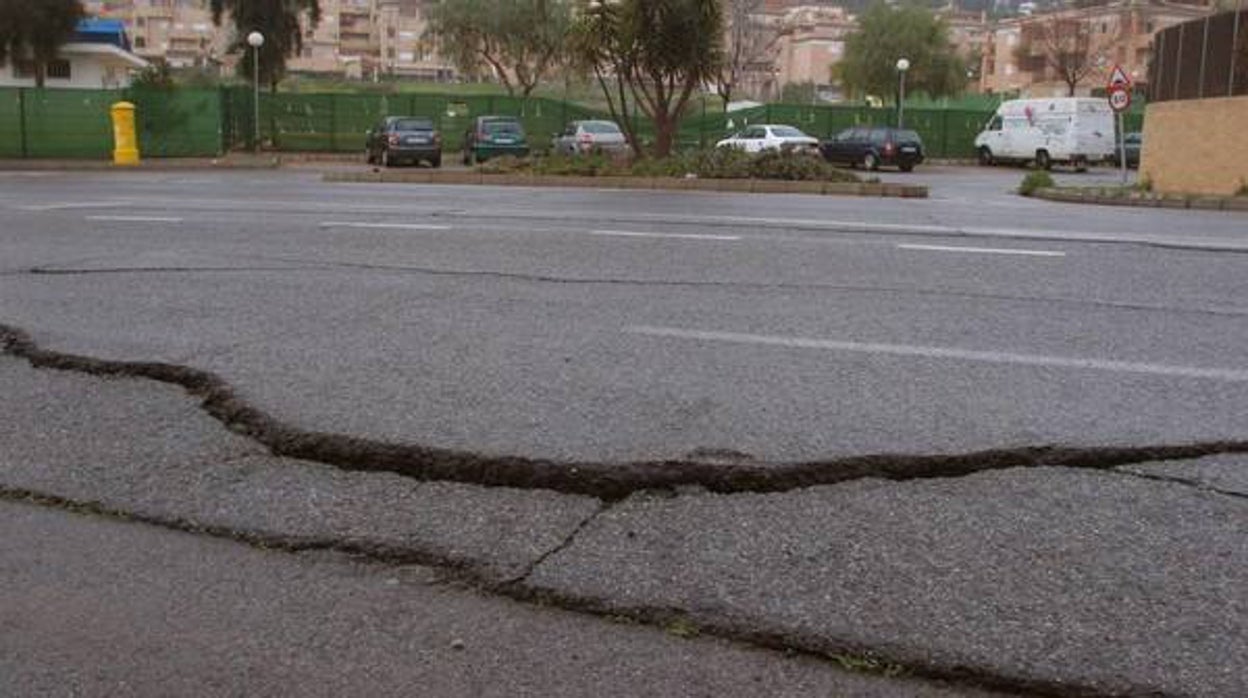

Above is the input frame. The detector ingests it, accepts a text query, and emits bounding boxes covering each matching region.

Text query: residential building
[83,0,455,81]
[84,0,228,70]
[0,18,149,89]
[980,0,1213,97]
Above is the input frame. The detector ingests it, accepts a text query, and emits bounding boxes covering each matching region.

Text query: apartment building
[83,0,455,81]
[980,0,1213,97]
[84,0,228,69]
[293,0,453,80]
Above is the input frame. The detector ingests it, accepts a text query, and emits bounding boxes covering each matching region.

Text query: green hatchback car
[463,116,530,164]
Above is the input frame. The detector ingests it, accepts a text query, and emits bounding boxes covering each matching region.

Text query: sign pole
[1118,110,1127,187]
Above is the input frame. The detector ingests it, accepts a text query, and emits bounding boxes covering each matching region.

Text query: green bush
[1018,170,1055,196]
[476,147,861,183]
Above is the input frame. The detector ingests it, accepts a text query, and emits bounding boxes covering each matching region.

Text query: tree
[571,0,723,158]
[835,2,966,102]
[717,0,773,108]
[425,0,571,97]
[0,0,85,88]
[1016,16,1115,97]
[209,0,321,91]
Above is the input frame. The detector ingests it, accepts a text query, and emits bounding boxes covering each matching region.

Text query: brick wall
[1140,96,1248,196]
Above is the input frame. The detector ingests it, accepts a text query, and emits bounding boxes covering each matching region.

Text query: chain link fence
[3,86,1139,161]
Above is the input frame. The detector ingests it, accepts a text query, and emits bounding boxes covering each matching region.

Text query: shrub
[478,155,531,174]
[1018,170,1055,196]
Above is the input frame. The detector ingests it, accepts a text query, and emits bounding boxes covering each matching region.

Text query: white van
[973,98,1115,171]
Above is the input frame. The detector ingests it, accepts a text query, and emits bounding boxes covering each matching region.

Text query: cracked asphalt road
[1,170,1247,462]
[2,168,1247,695]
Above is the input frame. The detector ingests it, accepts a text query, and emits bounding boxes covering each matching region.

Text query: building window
[134,36,147,48]
[47,59,71,79]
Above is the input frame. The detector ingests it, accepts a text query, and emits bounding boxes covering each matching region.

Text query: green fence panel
[0,89,23,157]
[128,88,223,157]
[23,88,116,158]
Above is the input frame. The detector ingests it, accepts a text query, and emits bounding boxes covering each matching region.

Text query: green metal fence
[0,87,224,158]
[0,86,1146,161]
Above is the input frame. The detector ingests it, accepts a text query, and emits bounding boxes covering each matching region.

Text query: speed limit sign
[1108,86,1131,112]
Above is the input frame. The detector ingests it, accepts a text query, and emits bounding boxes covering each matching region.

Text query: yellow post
[110,101,139,166]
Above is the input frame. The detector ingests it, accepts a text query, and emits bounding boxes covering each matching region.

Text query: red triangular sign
[1108,65,1131,88]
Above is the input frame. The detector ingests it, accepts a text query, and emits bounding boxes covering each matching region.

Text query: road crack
[3,321,1247,501]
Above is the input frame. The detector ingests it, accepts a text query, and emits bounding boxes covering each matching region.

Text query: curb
[322,170,929,198]
[1031,187,1248,212]
[0,157,282,171]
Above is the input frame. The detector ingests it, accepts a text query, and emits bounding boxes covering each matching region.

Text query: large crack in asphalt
[3,321,1246,502]
[5,319,1240,696]
[0,484,1142,698]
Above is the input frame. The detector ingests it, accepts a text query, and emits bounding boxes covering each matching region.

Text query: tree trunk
[652,113,675,158]
[34,62,45,89]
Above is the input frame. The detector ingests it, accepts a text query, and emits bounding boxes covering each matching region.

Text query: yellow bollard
[110,101,140,166]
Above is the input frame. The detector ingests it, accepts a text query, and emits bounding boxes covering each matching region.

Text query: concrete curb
[1031,187,1248,212]
[323,170,929,198]
[0,157,282,171]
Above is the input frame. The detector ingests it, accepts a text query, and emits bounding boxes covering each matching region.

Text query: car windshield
[770,126,808,138]
[582,122,621,134]
[484,121,523,135]
[393,118,433,131]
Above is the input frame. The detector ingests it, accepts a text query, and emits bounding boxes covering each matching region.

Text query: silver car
[551,120,628,156]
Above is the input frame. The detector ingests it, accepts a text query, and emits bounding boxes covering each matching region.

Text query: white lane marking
[897,243,1066,258]
[626,326,1248,383]
[15,201,129,211]
[86,215,184,223]
[319,221,452,231]
[591,229,741,241]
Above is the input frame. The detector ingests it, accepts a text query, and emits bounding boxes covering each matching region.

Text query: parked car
[366,116,441,168]
[973,98,1114,171]
[715,124,819,154]
[463,116,530,164]
[819,126,924,171]
[551,120,628,156]
[1108,132,1142,168]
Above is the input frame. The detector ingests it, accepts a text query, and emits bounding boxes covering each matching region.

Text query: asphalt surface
[2,166,1246,695]
[1,500,995,698]
[1,168,1246,462]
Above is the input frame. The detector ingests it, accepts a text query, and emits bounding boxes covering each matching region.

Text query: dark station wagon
[820,126,925,172]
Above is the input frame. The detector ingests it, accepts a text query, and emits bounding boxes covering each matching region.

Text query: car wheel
[430,155,441,169]
[977,147,993,166]
[1035,150,1052,171]
[863,152,879,171]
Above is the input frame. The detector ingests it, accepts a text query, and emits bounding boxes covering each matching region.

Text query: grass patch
[831,653,908,677]
[1018,170,1055,196]
[664,617,701,639]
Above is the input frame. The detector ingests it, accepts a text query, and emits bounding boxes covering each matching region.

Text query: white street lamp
[247,31,264,152]
[895,57,910,129]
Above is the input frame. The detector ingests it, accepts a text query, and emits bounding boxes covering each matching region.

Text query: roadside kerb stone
[1032,187,1248,213]
[525,468,1248,696]
[1118,454,1248,497]
[0,358,599,582]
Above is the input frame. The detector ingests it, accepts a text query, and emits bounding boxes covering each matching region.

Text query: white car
[716,124,819,154]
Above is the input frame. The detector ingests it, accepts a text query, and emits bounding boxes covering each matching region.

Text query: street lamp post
[895,58,910,129]
[247,31,264,152]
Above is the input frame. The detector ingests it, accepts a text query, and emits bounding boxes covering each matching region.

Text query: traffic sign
[1108,64,1131,89]
[1108,85,1131,112]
